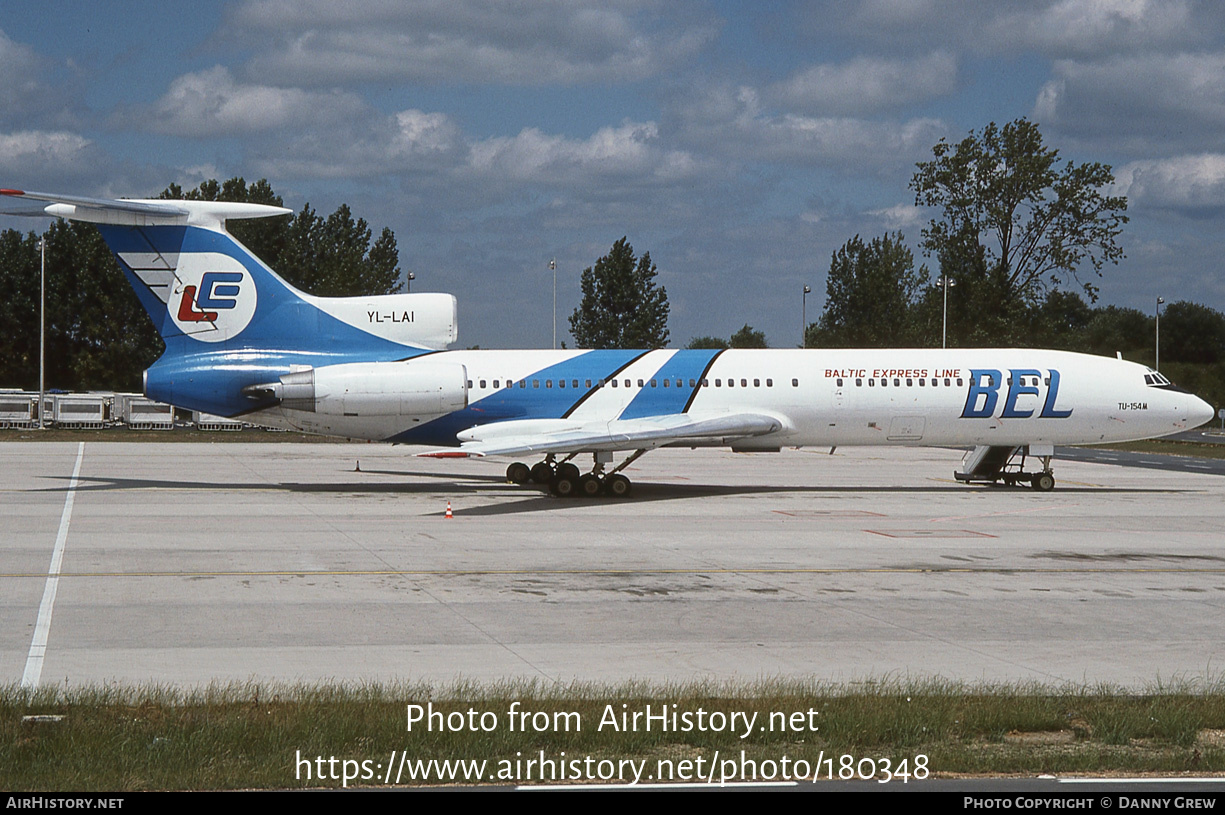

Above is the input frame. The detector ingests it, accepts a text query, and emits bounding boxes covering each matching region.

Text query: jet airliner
[1,189,1213,497]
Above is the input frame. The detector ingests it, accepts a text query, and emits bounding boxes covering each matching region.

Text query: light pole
[1156,296,1165,371]
[801,285,811,348]
[38,234,46,431]
[406,271,414,292]
[550,258,557,349]
[936,275,956,349]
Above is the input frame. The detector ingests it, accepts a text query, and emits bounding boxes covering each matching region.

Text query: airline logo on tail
[166,254,257,342]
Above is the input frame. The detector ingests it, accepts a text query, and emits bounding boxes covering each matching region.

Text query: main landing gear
[505,451,644,498]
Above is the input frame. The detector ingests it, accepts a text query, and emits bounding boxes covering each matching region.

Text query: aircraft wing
[417,412,782,458]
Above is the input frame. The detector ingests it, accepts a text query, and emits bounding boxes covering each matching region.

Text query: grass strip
[3,677,1224,789]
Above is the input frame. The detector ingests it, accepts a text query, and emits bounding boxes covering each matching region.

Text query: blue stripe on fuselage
[389,349,643,445]
[618,349,720,420]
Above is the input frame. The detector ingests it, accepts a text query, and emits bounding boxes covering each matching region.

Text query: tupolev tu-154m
[1,188,1214,497]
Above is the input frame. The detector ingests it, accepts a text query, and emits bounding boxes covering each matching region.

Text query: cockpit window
[1144,371,1172,387]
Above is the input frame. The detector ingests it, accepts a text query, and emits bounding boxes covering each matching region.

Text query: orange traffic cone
[445,501,453,519]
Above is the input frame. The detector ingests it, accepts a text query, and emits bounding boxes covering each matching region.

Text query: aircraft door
[887,415,925,441]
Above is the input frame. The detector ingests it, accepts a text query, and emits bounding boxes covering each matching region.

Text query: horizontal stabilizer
[1,188,290,230]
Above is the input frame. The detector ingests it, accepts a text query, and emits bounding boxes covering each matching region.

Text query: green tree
[810,232,927,348]
[911,118,1128,308]
[729,324,767,348]
[686,335,729,350]
[0,220,163,391]
[1081,305,1151,359]
[1162,301,1225,365]
[569,237,670,349]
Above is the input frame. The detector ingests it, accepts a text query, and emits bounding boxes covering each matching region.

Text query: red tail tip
[0,189,25,196]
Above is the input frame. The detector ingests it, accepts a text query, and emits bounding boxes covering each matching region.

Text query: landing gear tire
[1031,472,1055,492]
[577,474,603,498]
[550,474,578,498]
[556,462,581,482]
[506,462,531,484]
[604,473,632,498]
[530,462,554,484]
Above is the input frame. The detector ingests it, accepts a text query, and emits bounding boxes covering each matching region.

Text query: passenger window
[585,379,592,388]
[855,378,862,386]
[906,378,912,386]
[519,380,526,388]
[480,380,487,388]
[956,378,963,386]
[625,379,631,387]
[792,378,798,387]
[919,379,925,386]
[651,379,658,387]
[753,379,760,387]
[493,380,500,388]
[637,379,644,387]
[533,380,540,388]
[836,378,843,386]
[558,379,564,388]
[546,380,552,388]
[868,379,875,387]
[893,379,900,387]
[677,379,683,387]
[689,379,696,387]
[741,379,747,387]
[714,379,721,387]
[766,379,773,387]
[881,379,887,388]
[467,380,473,388]
[728,379,735,388]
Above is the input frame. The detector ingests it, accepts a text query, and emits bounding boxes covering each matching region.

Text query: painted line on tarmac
[2,566,1225,578]
[21,442,84,688]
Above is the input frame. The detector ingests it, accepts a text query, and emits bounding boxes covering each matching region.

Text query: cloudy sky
[2,0,1223,348]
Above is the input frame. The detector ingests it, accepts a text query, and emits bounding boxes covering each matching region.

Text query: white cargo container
[125,398,175,430]
[0,392,37,428]
[193,411,243,431]
[53,395,108,428]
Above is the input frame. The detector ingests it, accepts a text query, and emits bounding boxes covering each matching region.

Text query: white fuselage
[249,347,1211,449]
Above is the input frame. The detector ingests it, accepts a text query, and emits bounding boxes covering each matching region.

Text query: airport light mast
[801,285,811,348]
[937,275,956,349]
[1155,296,1165,371]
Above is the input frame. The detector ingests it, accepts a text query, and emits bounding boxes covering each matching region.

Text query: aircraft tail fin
[0,187,457,354]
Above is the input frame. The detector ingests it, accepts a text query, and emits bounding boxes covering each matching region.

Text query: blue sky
[2,0,1224,349]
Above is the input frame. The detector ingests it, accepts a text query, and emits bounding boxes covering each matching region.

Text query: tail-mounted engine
[247,360,468,417]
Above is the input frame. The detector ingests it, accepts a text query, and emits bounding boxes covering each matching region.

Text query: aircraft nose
[1189,394,1216,429]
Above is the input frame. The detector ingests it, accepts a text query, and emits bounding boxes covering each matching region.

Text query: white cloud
[838,0,1209,59]
[1034,51,1225,153]
[867,202,924,229]
[256,107,465,178]
[228,0,716,86]
[0,130,93,175]
[467,121,700,184]
[770,52,957,115]
[1112,154,1225,211]
[669,84,948,171]
[147,66,368,136]
[990,0,1193,56]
